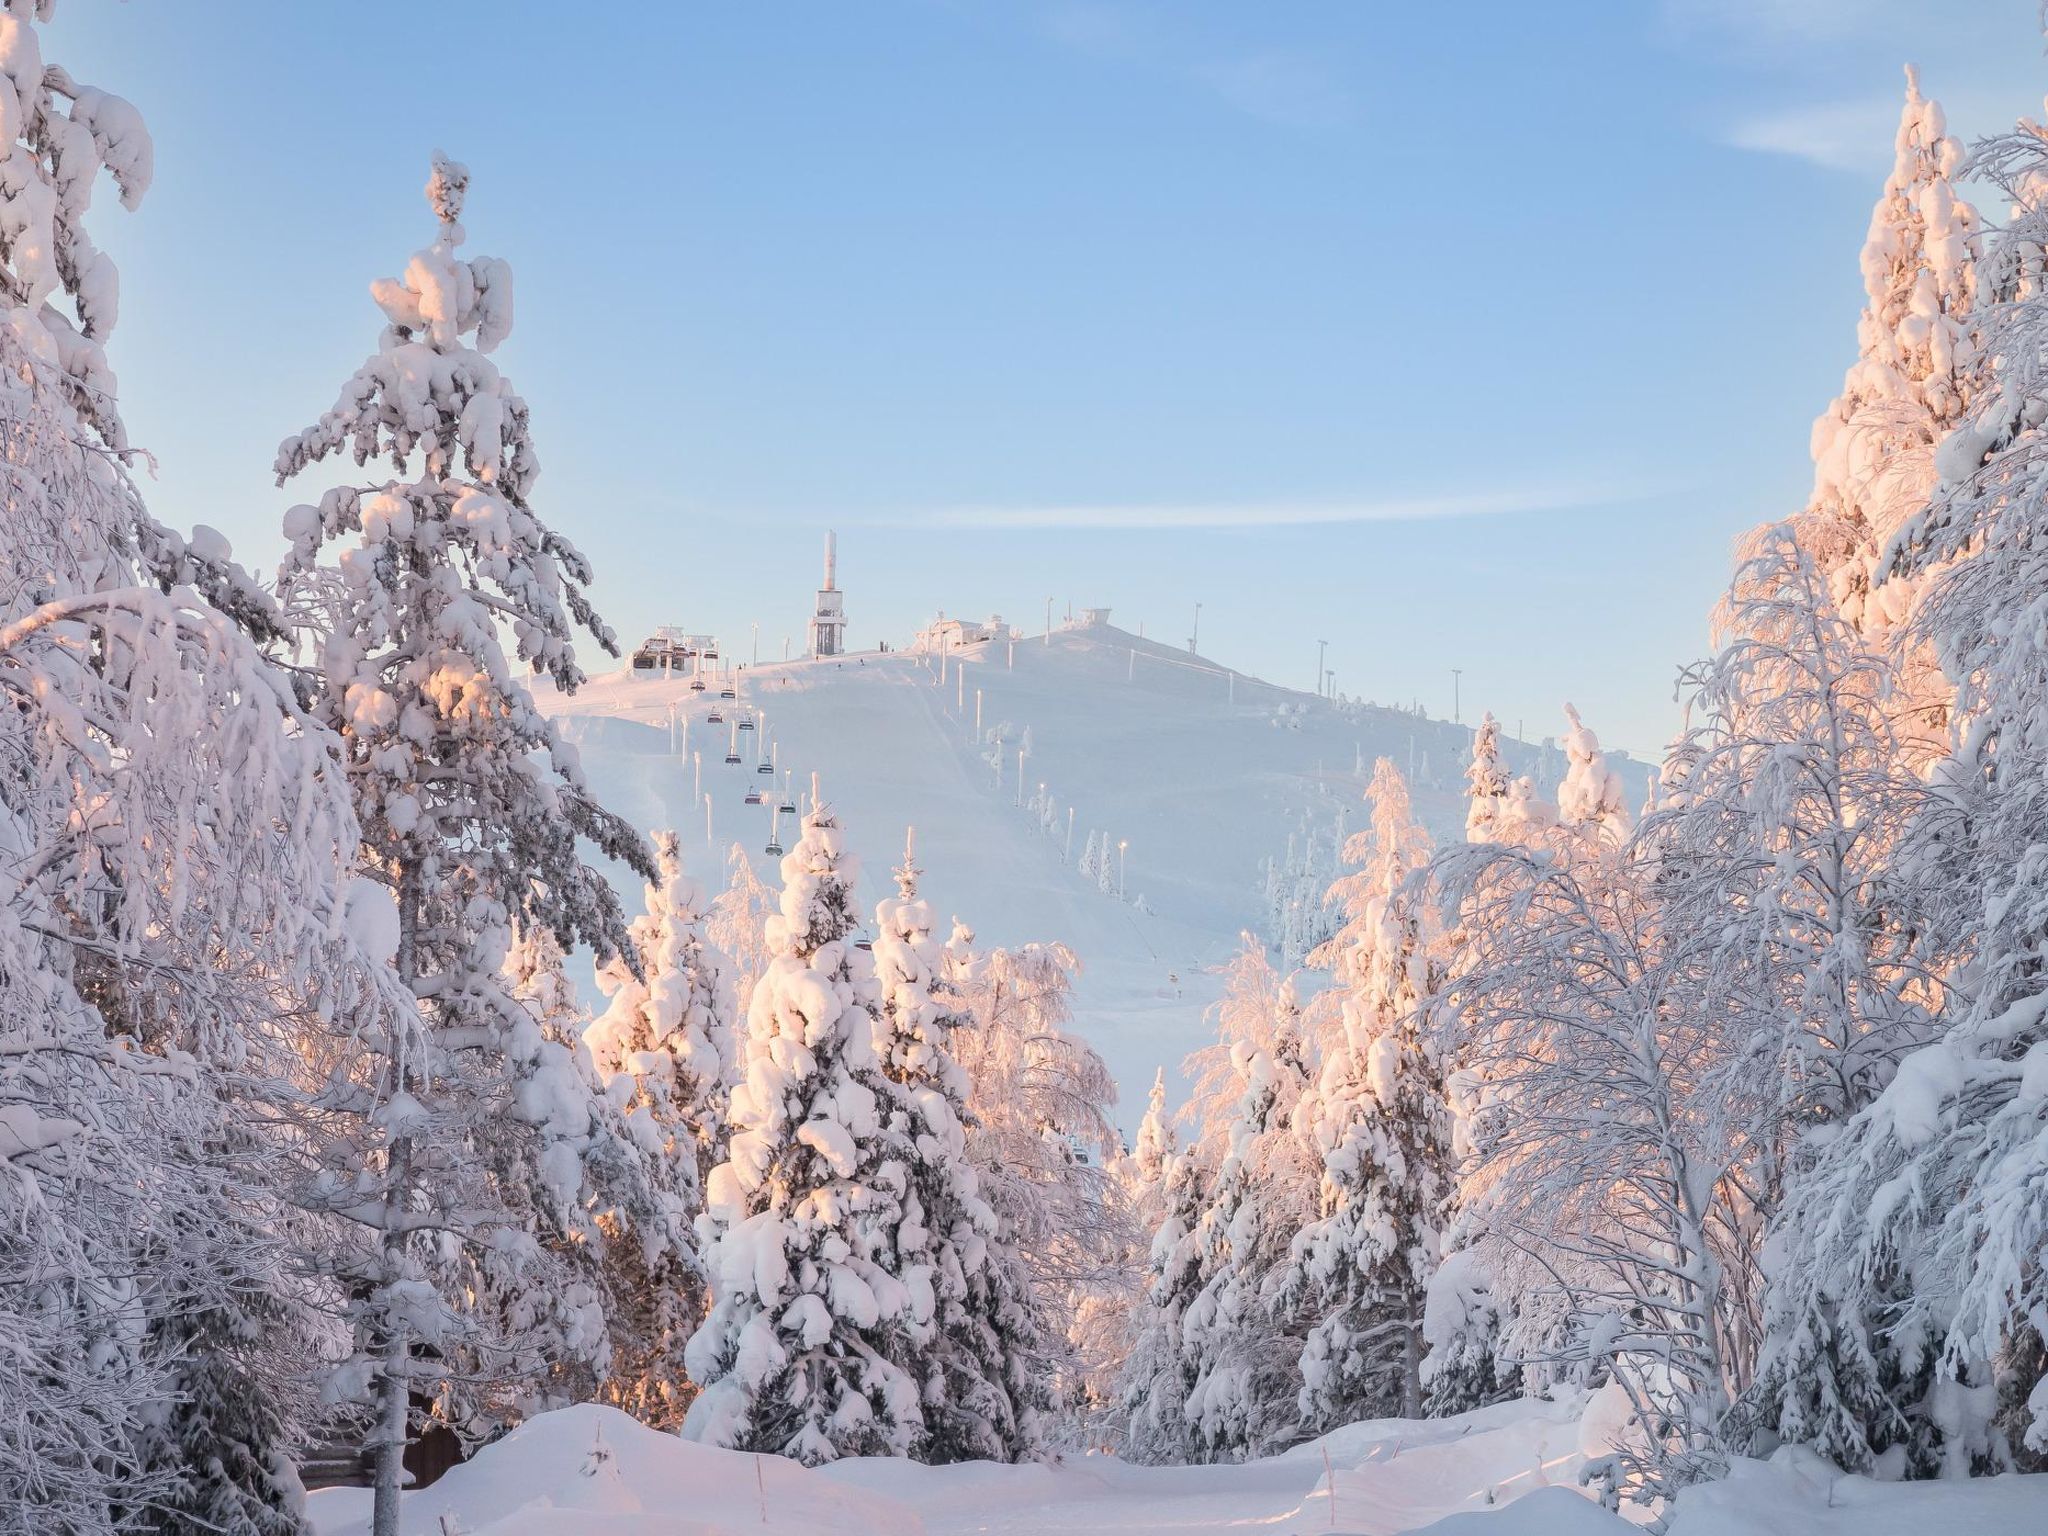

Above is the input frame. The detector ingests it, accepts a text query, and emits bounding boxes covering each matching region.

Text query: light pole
[1191,602,1202,655]
[1045,596,1054,644]
[1317,639,1328,698]
[1452,668,1463,724]
[1326,669,1336,701]
[1118,839,1128,902]
[751,622,759,668]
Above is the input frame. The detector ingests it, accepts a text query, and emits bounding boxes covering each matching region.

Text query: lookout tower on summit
[809,531,847,658]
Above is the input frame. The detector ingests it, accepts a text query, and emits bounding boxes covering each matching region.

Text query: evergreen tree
[1798,68,1980,651]
[684,788,924,1464]
[1464,713,1510,843]
[584,831,734,1428]
[1284,760,1450,1431]
[271,154,671,1523]
[1179,938,1316,1460]
[1119,1128,1212,1463]
[871,833,1045,1462]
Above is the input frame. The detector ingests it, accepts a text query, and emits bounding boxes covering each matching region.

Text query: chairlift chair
[744,788,763,806]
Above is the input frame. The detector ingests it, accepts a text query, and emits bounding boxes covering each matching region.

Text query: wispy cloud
[858,484,1646,532]
[1722,97,1901,172]
[1042,4,1354,131]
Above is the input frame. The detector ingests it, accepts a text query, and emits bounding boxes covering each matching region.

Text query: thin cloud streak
[861,485,1650,532]
[1723,97,1901,173]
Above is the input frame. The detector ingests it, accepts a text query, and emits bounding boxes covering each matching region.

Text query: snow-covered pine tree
[1283,759,1450,1432]
[1118,1120,1211,1463]
[272,155,671,1521]
[1464,712,1510,842]
[871,833,1046,1462]
[582,830,733,1429]
[1799,69,1979,647]
[1555,704,1632,846]
[1178,937,1317,1461]
[684,789,924,1464]
[708,841,777,1020]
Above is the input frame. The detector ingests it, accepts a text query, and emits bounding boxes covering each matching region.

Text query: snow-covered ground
[537,619,1647,1117]
[305,1394,2048,1536]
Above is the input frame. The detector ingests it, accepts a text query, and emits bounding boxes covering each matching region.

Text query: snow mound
[306,1395,2048,1536]
[1407,1486,1634,1536]
[307,1403,921,1535]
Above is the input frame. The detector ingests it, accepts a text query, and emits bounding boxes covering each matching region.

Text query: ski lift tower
[809,531,847,658]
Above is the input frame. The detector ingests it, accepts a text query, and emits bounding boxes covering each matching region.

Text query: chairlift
[690,676,706,692]
[737,713,755,732]
[720,686,737,700]
[744,788,763,806]
[707,708,723,724]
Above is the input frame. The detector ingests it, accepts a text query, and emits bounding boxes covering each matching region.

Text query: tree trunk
[373,861,424,1536]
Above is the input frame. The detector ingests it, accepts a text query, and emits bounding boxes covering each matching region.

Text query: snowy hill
[306,1393,2048,1536]
[536,617,1648,1120]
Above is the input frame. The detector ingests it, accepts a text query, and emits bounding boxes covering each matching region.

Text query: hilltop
[536,616,1646,1119]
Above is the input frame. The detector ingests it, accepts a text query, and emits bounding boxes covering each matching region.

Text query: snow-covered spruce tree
[1178,937,1317,1461]
[1750,108,2048,1476]
[946,928,1128,1438]
[871,834,1046,1462]
[272,156,670,1518]
[1414,744,1559,1420]
[585,829,734,1429]
[1464,712,1510,842]
[1283,759,1451,1432]
[1556,704,1633,847]
[708,840,777,1021]
[1797,69,1979,657]
[684,789,925,1464]
[1262,810,1345,967]
[1118,1119,1212,1463]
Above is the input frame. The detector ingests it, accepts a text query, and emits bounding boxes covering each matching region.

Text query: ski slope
[536,618,1647,1121]
[306,1393,2048,1536]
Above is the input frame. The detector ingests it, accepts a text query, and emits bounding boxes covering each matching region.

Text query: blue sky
[58,0,2047,755]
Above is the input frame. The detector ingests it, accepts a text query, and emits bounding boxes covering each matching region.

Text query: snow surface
[536,620,1646,1121]
[305,1396,2048,1536]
